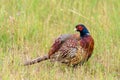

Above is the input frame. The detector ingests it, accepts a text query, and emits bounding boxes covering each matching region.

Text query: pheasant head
[75,24,90,37]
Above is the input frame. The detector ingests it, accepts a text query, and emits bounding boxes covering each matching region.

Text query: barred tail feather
[24,55,49,66]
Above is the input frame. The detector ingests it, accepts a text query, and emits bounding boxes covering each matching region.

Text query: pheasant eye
[78,26,83,31]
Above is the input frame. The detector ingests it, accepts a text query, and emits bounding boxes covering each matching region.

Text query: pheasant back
[50,35,87,66]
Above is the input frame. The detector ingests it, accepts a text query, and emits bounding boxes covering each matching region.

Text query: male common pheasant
[24,24,94,66]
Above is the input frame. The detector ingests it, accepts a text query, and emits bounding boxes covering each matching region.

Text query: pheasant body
[24,24,94,66]
[50,35,79,64]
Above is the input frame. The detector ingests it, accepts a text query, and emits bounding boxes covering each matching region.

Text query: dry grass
[0,0,120,80]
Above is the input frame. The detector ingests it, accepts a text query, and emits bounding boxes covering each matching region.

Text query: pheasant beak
[74,28,77,31]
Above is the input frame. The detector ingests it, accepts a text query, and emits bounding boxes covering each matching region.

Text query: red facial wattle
[78,26,83,31]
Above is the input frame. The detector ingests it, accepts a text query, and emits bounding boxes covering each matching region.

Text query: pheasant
[24,24,94,66]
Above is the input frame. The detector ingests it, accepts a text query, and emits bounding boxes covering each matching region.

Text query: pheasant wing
[48,34,71,57]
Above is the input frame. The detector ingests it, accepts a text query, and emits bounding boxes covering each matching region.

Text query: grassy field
[0,0,120,80]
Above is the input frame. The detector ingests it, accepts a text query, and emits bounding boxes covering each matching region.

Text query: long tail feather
[24,55,49,66]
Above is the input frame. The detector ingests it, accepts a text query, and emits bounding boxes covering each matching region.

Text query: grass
[0,0,120,80]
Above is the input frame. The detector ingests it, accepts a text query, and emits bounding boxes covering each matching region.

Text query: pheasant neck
[80,33,90,38]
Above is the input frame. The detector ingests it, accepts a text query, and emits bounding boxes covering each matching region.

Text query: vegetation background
[0,0,120,80]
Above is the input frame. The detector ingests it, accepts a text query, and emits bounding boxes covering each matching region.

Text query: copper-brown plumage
[24,24,94,66]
